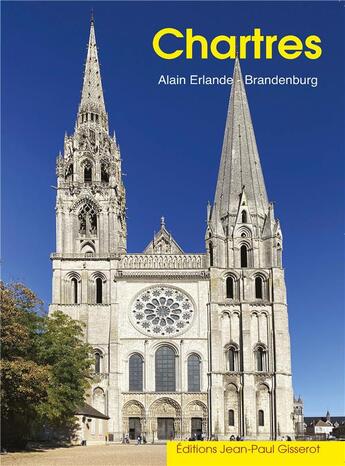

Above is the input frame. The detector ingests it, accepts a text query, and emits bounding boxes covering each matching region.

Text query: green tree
[0,282,92,449]
[1,282,43,360]
[37,311,92,426]
[1,283,48,447]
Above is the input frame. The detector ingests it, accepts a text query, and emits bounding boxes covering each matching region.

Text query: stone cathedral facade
[49,20,295,442]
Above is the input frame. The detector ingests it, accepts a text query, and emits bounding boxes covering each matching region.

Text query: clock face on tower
[130,286,194,337]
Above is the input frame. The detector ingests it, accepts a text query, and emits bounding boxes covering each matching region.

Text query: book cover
[1,1,344,465]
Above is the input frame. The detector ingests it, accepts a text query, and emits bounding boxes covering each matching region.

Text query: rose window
[131,286,194,337]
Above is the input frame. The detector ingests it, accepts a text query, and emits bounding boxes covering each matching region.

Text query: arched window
[256,347,267,372]
[226,276,234,299]
[129,353,143,392]
[96,277,103,304]
[228,409,235,426]
[84,161,92,183]
[187,354,201,392]
[240,245,248,268]
[228,346,238,372]
[258,409,264,426]
[255,277,263,299]
[241,210,247,223]
[93,387,105,415]
[95,351,101,374]
[101,162,109,183]
[71,278,78,304]
[155,346,176,392]
[209,242,214,267]
[78,203,97,235]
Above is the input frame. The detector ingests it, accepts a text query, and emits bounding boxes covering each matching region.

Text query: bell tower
[49,19,126,437]
[54,17,126,261]
[50,17,126,310]
[206,58,294,440]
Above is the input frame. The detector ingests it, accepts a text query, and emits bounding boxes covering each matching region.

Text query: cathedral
[49,19,295,442]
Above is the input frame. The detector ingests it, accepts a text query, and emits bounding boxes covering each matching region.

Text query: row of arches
[67,272,106,304]
[225,275,267,300]
[226,344,268,372]
[94,345,267,391]
[209,243,251,268]
[225,383,271,436]
[83,160,109,184]
[122,398,207,419]
[80,111,100,124]
[209,242,282,268]
[128,348,201,393]
[65,160,110,185]
[94,347,202,393]
[122,398,208,440]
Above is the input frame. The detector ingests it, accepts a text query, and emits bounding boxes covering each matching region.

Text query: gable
[143,220,184,255]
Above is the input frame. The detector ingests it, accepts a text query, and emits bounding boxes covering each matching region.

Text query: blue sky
[2,1,344,416]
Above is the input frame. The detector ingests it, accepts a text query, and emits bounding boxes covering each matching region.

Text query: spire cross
[160,216,165,228]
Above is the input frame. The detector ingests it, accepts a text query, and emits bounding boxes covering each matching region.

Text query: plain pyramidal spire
[78,16,107,127]
[213,57,269,225]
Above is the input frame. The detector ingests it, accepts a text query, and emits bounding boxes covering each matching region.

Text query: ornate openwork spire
[213,58,269,226]
[77,17,108,131]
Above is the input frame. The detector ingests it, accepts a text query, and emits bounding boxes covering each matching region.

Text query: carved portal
[122,400,145,437]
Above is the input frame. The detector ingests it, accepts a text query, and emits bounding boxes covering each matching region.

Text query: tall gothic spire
[213,58,269,226]
[77,17,108,130]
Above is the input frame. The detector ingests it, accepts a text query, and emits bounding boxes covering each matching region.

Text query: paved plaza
[1,444,167,466]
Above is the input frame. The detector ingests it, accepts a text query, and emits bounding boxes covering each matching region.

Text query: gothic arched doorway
[122,401,145,440]
[185,401,208,440]
[148,398,181,441]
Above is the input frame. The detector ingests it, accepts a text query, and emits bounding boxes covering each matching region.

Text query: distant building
[304,411,345,439]
[293,400,345,440]
[305,419,333,438]
[293,396,304,437]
